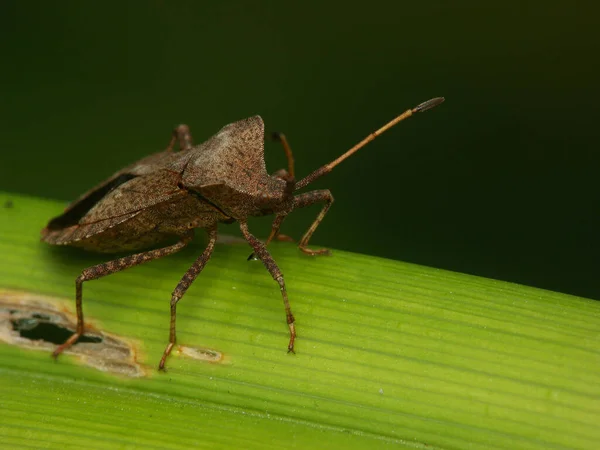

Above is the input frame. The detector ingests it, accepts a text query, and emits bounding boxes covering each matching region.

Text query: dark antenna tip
[413,97,445,113]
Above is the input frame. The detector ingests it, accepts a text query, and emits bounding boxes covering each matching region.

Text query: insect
[42,97,444,370]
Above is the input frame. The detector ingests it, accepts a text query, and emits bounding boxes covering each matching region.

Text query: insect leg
[271,132,295,178]
[271,168,289,179]
[165,124,194,152]
[246,214,293,261]
[269,218,295,243]
[293,189,334,256]
[52,230,195,359]
[159,224,218,370]
[247,165,296,260]
[246,133,298,262]
[239,220,296,353]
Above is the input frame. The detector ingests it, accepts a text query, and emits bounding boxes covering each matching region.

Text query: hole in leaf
[11,319,102,344]
[1,289,146,377]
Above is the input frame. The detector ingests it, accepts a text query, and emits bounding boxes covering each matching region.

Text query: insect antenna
[295,97,445,190]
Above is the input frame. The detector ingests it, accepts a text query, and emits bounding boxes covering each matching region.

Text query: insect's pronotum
[42,97,444,370]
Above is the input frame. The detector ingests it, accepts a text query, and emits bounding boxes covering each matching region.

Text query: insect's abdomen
[69,224,172,253]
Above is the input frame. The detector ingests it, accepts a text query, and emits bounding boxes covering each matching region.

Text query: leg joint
[276,275,285,289]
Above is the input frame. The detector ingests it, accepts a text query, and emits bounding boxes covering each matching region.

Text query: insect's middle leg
[246,214,294,261]
[159,224,218,370]
[264,215,294,245]
[293,189,334,256]
[52,230,195,360]
[239,220,296,353]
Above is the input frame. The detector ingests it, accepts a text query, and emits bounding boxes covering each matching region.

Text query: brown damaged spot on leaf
[176,345,223,363]
[0,289,146,377]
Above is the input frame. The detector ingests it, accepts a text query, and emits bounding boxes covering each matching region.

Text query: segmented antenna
[295,97,445,190]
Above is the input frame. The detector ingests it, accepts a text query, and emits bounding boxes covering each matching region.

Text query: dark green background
[1,1,598,299]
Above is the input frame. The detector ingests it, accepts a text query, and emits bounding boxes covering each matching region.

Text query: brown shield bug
[41,97,444,370]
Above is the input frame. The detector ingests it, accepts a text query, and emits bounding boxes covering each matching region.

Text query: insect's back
[41,149,228,252]
[42,115,282,251]
[49,191,222,252]
[182,116,287,218]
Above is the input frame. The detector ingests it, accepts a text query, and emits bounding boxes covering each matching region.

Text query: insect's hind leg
[159,224,218,370]
[293,189,334,256]
[239,221,296,353]
[52,230,194,360]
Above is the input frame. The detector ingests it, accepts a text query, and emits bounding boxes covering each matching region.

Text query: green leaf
[1,191,599,449]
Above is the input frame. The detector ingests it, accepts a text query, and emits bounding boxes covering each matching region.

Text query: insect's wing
[41,150,191,244]
[80,170,183,224]
[182,116,268,194]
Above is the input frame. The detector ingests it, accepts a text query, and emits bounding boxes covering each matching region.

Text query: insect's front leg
[239,220,296,353]
[52,230,195,360]
[270,131,297,198]
[271,132,295,178]
[293,189,334,256]
[247,169,296,260]
[159,224,218,370]
[249,189,333,260]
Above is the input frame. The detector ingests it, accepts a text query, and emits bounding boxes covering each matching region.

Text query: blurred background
[1,1,598,300]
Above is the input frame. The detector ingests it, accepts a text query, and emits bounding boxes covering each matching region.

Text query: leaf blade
[1,192,599,449]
